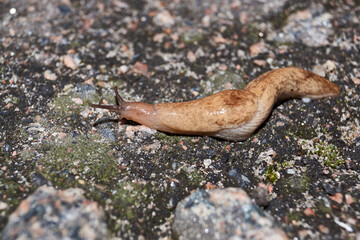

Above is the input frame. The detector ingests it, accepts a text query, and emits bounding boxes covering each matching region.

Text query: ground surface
[0,0,359,239]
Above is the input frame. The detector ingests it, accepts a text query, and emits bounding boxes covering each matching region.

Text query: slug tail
[245,67,341,102]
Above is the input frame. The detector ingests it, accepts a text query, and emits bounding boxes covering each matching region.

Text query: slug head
[292,71,340,99]
[276,68,341,100]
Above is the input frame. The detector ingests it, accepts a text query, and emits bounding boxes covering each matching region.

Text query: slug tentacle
[90,87,125,112]
[113,86,126,106]
[91,67,340,141]
[90,104,122,111]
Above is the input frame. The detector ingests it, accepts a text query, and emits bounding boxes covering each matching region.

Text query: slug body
[91,67,340,141]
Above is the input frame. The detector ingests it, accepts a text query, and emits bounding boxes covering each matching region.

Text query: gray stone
[2,186,109,240]
[172,188,287,240]
[267,5,334,47]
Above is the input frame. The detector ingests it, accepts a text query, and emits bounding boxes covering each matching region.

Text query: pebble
[43,69,57,81]
[0,201,8,210]
[325,60,336,72]
[130,62,150,78]
[322,182,336,195]
[249,42,267,57]
[2,186,109,240]
[2,144,12,153]
[118,65,129,74]
[172,188,288,240]
[187,50,196,62]
[31,172,53,187]
[302,97,311,103]
[345,194,354,205]
[63,54,79,70]
[228,169,251,188]
[303,207,315,216]
[329,192,343,204]
[203,159,212,168]
[125,125,157,140]
[253,59,267,66]
[80,107,92,118]
[286,168,296,174]
[40,84,55,97]
[99,127,116,142]
[249,185,270,207]
[153,11,175,27]
[352,78,360,85]
[71,97,83,105]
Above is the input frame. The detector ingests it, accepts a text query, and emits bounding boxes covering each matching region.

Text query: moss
[313,142,344,169]
[52,95,78,118]
[287,211,303,222]
[279,175,310,195]
[264,160,291,184]
[265,164,279,184]
[155,132,199,149]
[272,12,289,29]
[52,85,101,119]
[202,71,247,96]
[37,133,118,188]
[181,166,205,186]
[180,30,204,44]
[111,181,152,219]
[108,76,127,89]
[293,125,317,139]
[245,22,264,42]
[20,149,36,160]
[68,41,82,49]
[4,96,19,105]
[315,201,332,215]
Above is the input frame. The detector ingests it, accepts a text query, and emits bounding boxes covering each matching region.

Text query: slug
[91,67,340,141]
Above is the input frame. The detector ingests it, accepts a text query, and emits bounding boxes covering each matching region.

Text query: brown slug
[91,67,340,141]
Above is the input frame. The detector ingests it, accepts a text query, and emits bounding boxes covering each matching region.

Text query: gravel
[0,0,359,239]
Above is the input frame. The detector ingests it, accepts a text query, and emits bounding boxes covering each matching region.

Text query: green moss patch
[37,134,118,188]
[313,142,344,169]
[51,84,102,119]
[202,71,247,96]
[301,140,345,169]
[279,175,310,195]
[180,30,204,44]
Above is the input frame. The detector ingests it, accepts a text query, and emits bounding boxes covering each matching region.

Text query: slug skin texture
[91,67,340,141]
